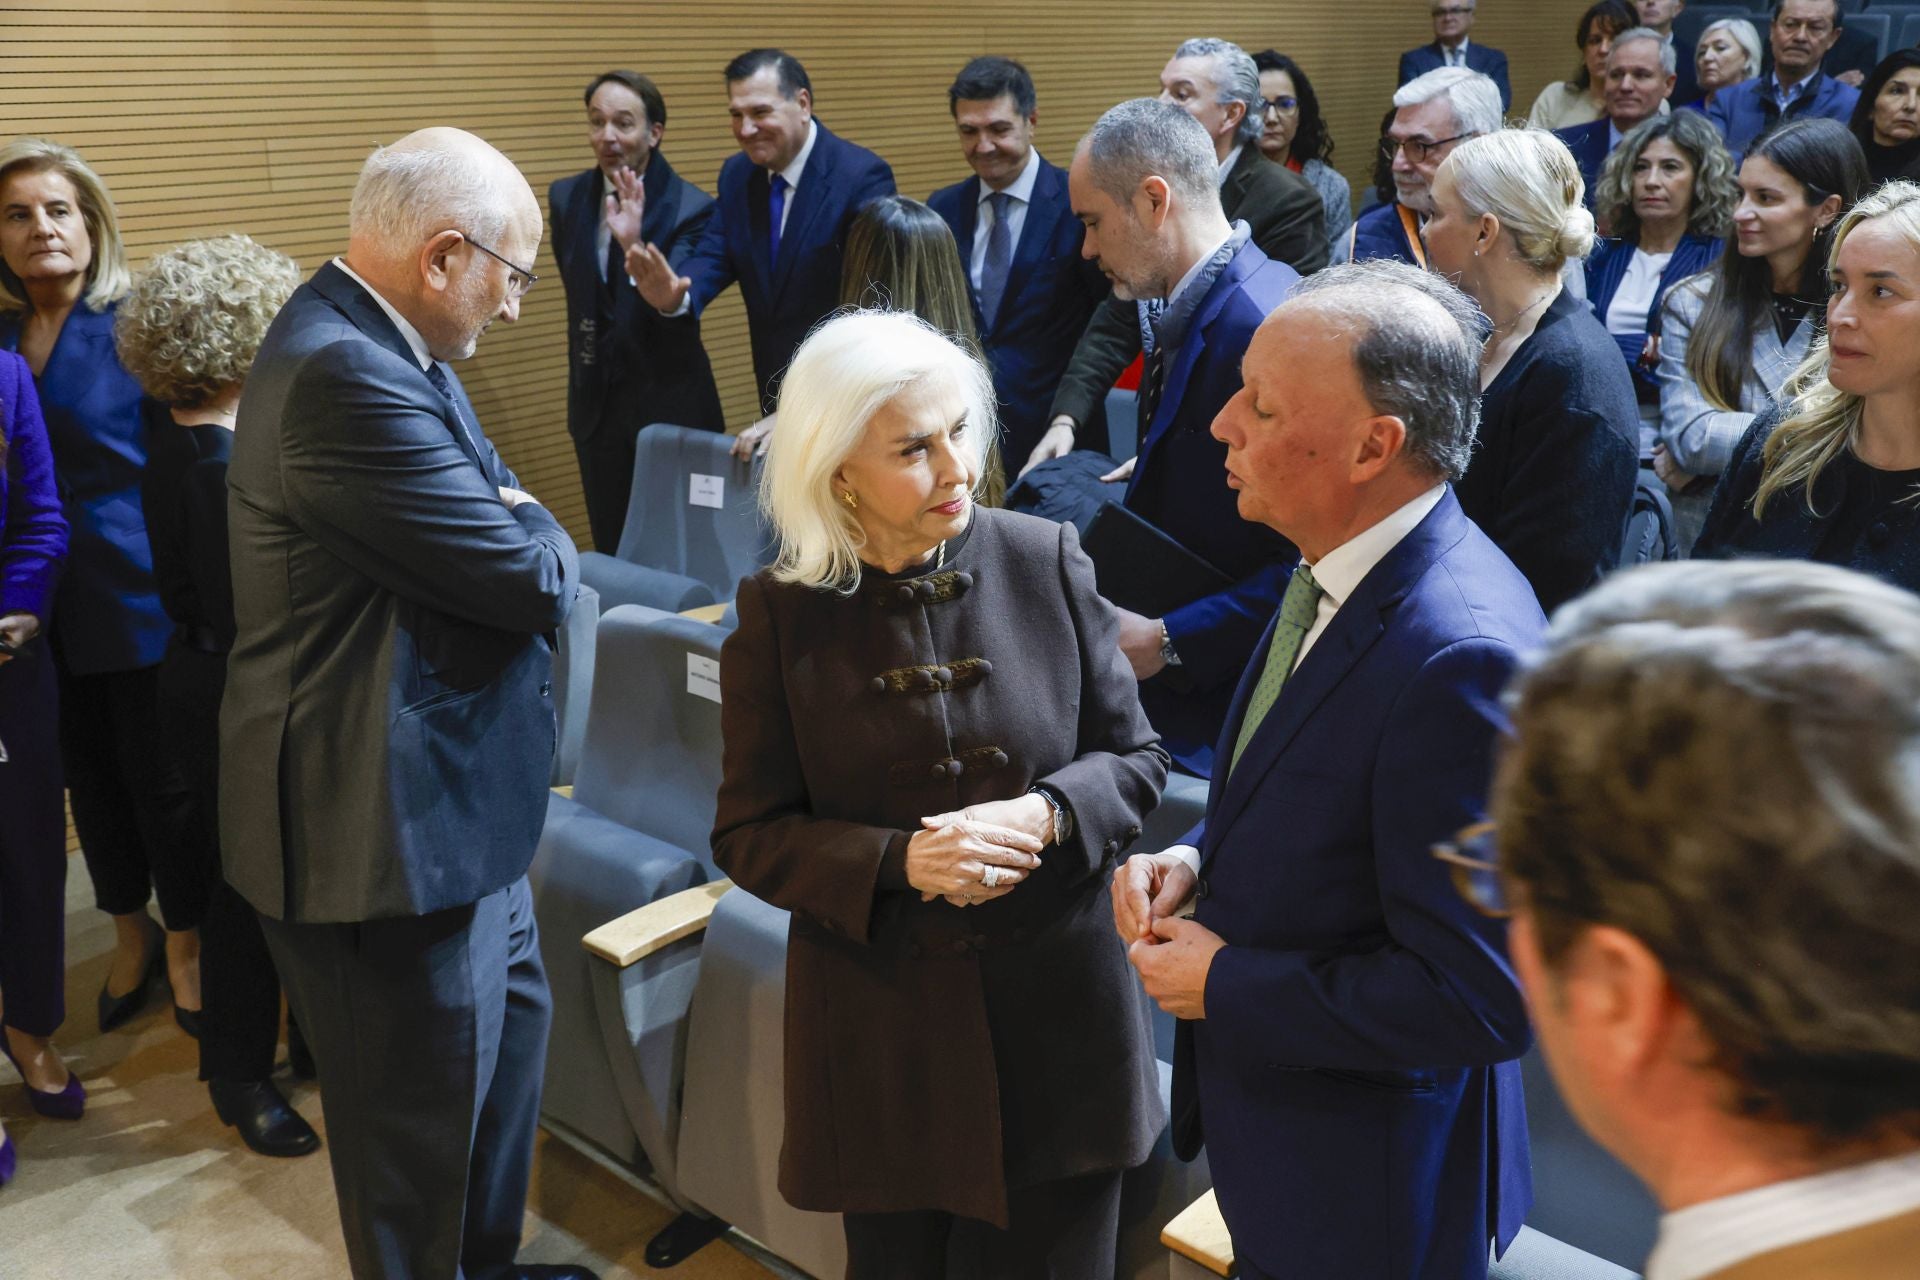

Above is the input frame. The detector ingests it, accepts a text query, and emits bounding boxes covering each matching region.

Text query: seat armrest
[680,603,729,624]
[584,880,733,967]
[1162,1189,1234,1278]
[551,785,573,800]
[580,552,716,613]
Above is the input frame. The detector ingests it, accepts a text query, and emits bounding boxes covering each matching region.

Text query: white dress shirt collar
[1216,144,1244,188]
[1167,225,1236,311]
[1442,36,1471,66]
[979,145,1041,204]
[775,118,819,191]
[331,256,431,371]
[1303,484,1447,624]
[1647,1151,1920,1280]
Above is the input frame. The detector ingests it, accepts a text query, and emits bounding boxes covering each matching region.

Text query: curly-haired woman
[118,234,318,1157]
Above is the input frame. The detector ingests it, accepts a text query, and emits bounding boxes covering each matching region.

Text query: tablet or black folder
[1082,501,1233,618]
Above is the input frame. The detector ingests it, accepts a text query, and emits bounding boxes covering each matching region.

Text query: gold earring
[840,489,858,510]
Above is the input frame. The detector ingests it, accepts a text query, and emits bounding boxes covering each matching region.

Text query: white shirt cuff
[1168,844,1202,879]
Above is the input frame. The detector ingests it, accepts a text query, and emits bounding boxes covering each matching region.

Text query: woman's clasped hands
[910,794,1056,908]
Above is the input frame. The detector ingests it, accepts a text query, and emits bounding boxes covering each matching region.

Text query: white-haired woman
[1691,17,1762,111]
[1696,180,1920,589]
[1423,128,1640,613]
[711,309,1169,1278]
[118,234,319,1159]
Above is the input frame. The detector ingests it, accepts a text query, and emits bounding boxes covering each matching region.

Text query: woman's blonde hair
[762,309,996,594]
[114,235,301,408]
[0,138,130,312]
[1440,128,1596,275]
[1753,180,1920,519]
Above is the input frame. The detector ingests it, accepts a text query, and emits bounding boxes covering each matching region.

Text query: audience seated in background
[1707,0,1859,158]
[1065,99,1299,777]
[1115,259,1538,1280]
[1655,117,1865,547]
[1340,67,1501,268]
[1425,129,1639,614]
[1398,0,1512,112]
[626,49,895,457]
[1850,50,1920,189]
[713,308,1168,1279]
[1555,27,1678,213]
[1251,50,1352,249]
[1529,1,1638,131]
[1495,557,1920,1280]
[1697,180,1920,591]
[1690,17,1763,114]
[551,70,724,552]
[1631,0,1698,105]
[927,57,1108,474]
[1585,111,1734,453]
[1037,37,1326,478]
[116,235,320,1161]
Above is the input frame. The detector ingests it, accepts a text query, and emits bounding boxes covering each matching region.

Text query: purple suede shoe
[0,1131,15,1187]
[1,1040,85,1121]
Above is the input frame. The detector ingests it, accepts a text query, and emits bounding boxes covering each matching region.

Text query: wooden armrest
[1161,1188,1234,1277]
[583,880,732,967]
[680,603,728,624]
[551,785,573,800]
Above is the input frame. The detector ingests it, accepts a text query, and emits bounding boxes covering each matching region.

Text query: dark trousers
[261,876,552,1280]
[0,653,68,1035]
[572,428,639,554]
[55,658,202,928]
[842,1168,1125,1280]
[157,643,285,1082]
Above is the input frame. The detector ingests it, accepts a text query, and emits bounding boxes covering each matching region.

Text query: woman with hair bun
[1422,127,1640,612]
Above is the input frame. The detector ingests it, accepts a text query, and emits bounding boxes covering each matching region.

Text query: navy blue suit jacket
[549,152,723,440]
[1707,73,1860,157]
[1555,119,1614,210]
[0,302,169,675]
[1173,488,1540,1279]
[681,121,895,411]
[927,158,1108,465]
[1398,41,1512,111]
[1126,241,1300,777]
[1347,200,1425,268]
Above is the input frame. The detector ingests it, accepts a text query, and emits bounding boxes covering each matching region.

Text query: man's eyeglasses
[1382,133,1472,164]
[1430,822,1510,919]
[1432,5,1475,17]
[463,234,540,299]
[1261,95,1300,115]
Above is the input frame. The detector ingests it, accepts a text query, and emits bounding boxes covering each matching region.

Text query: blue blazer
[682,121,895,412]
[927,157,1108,465]
[1173,489,1540,1279]
[1585,232,1724,400]
[1554,119,1613,210]
[0,349,67,624]
[0,303,170,674]
[1126,241,1300,777]
[1347,199,1424,268]
[1707,73,1860,157]
[1398,41,1511,111]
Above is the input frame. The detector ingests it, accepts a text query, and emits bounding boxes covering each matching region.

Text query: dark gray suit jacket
[222,262,580,923]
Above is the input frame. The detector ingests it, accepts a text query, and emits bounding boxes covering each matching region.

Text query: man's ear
[1139,175,1174,230]
[421,229,464,295]
[1351,414,1407,482]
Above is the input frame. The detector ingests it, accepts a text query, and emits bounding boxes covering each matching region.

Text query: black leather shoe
[208,1078,321,1157]
[97,928,164,1033]
[507,1267,601,1279]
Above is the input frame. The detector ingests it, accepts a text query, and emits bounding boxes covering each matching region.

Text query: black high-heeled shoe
[97,923,164,1033]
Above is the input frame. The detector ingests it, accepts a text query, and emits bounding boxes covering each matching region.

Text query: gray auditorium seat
[549,582,598,787]
[1106,386,1140,461]
[578,424,774,612]
[528,605,729,1165]
[1494,1227,1641,1280]
[1519,1046,1661,1270]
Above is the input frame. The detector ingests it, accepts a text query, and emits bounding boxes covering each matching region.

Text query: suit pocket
[1308,1066,1438,1094]
[397,683,484,719]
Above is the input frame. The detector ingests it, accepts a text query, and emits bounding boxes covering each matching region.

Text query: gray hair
[1499,558,1920,1147]
[1698,17,1764,81]
[1173,37,1266,145]
[1080,98,1224,213]
[1392,66,1504,140]
[1609,25,1679,75]
[1285,259,1484,480]
[348,139,514,251]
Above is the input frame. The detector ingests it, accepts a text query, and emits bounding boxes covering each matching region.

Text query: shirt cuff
[659,294,692,318]
[1168,844,1202,879]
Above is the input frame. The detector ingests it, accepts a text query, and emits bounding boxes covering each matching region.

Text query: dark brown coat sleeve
[711,573,906,943]
[1034,520,1170,880]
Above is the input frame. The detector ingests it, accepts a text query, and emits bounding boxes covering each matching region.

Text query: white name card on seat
[689,473,724,509]
[687,653,721,703]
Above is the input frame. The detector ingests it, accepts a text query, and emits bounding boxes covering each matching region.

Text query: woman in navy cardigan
[0,139,201,1041]
[1585,111,1734,457]
[0,345,78,1157]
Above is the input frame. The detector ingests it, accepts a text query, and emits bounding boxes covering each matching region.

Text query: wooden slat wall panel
[2,0,1585,547]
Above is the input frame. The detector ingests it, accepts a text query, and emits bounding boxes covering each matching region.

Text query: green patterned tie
[1227,564,1325,778]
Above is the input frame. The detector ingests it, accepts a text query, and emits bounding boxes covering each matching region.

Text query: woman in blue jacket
[0,138,201,1042]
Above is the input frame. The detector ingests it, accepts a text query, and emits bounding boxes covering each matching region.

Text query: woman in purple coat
[0,345,78,1175]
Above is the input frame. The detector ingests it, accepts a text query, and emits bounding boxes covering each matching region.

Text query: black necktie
[1138,330,1169,434]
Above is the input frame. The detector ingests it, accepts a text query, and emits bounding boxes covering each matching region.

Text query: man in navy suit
[550,70,722,551]
[1114,260,1539,1280]
[628,49,894,453]
[1556,28,1676,208]
[1070,99,1300,777]
[1708,0,1859,156]
[225,128,586,1280]
[1398,0,1512,112]
[928,57,1108,469]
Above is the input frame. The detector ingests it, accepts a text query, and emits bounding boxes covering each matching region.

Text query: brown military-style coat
[712,507,1170,1228]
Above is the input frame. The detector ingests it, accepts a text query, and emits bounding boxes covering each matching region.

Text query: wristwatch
[1028,785,1074,845]
[1158,620,1182,668]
